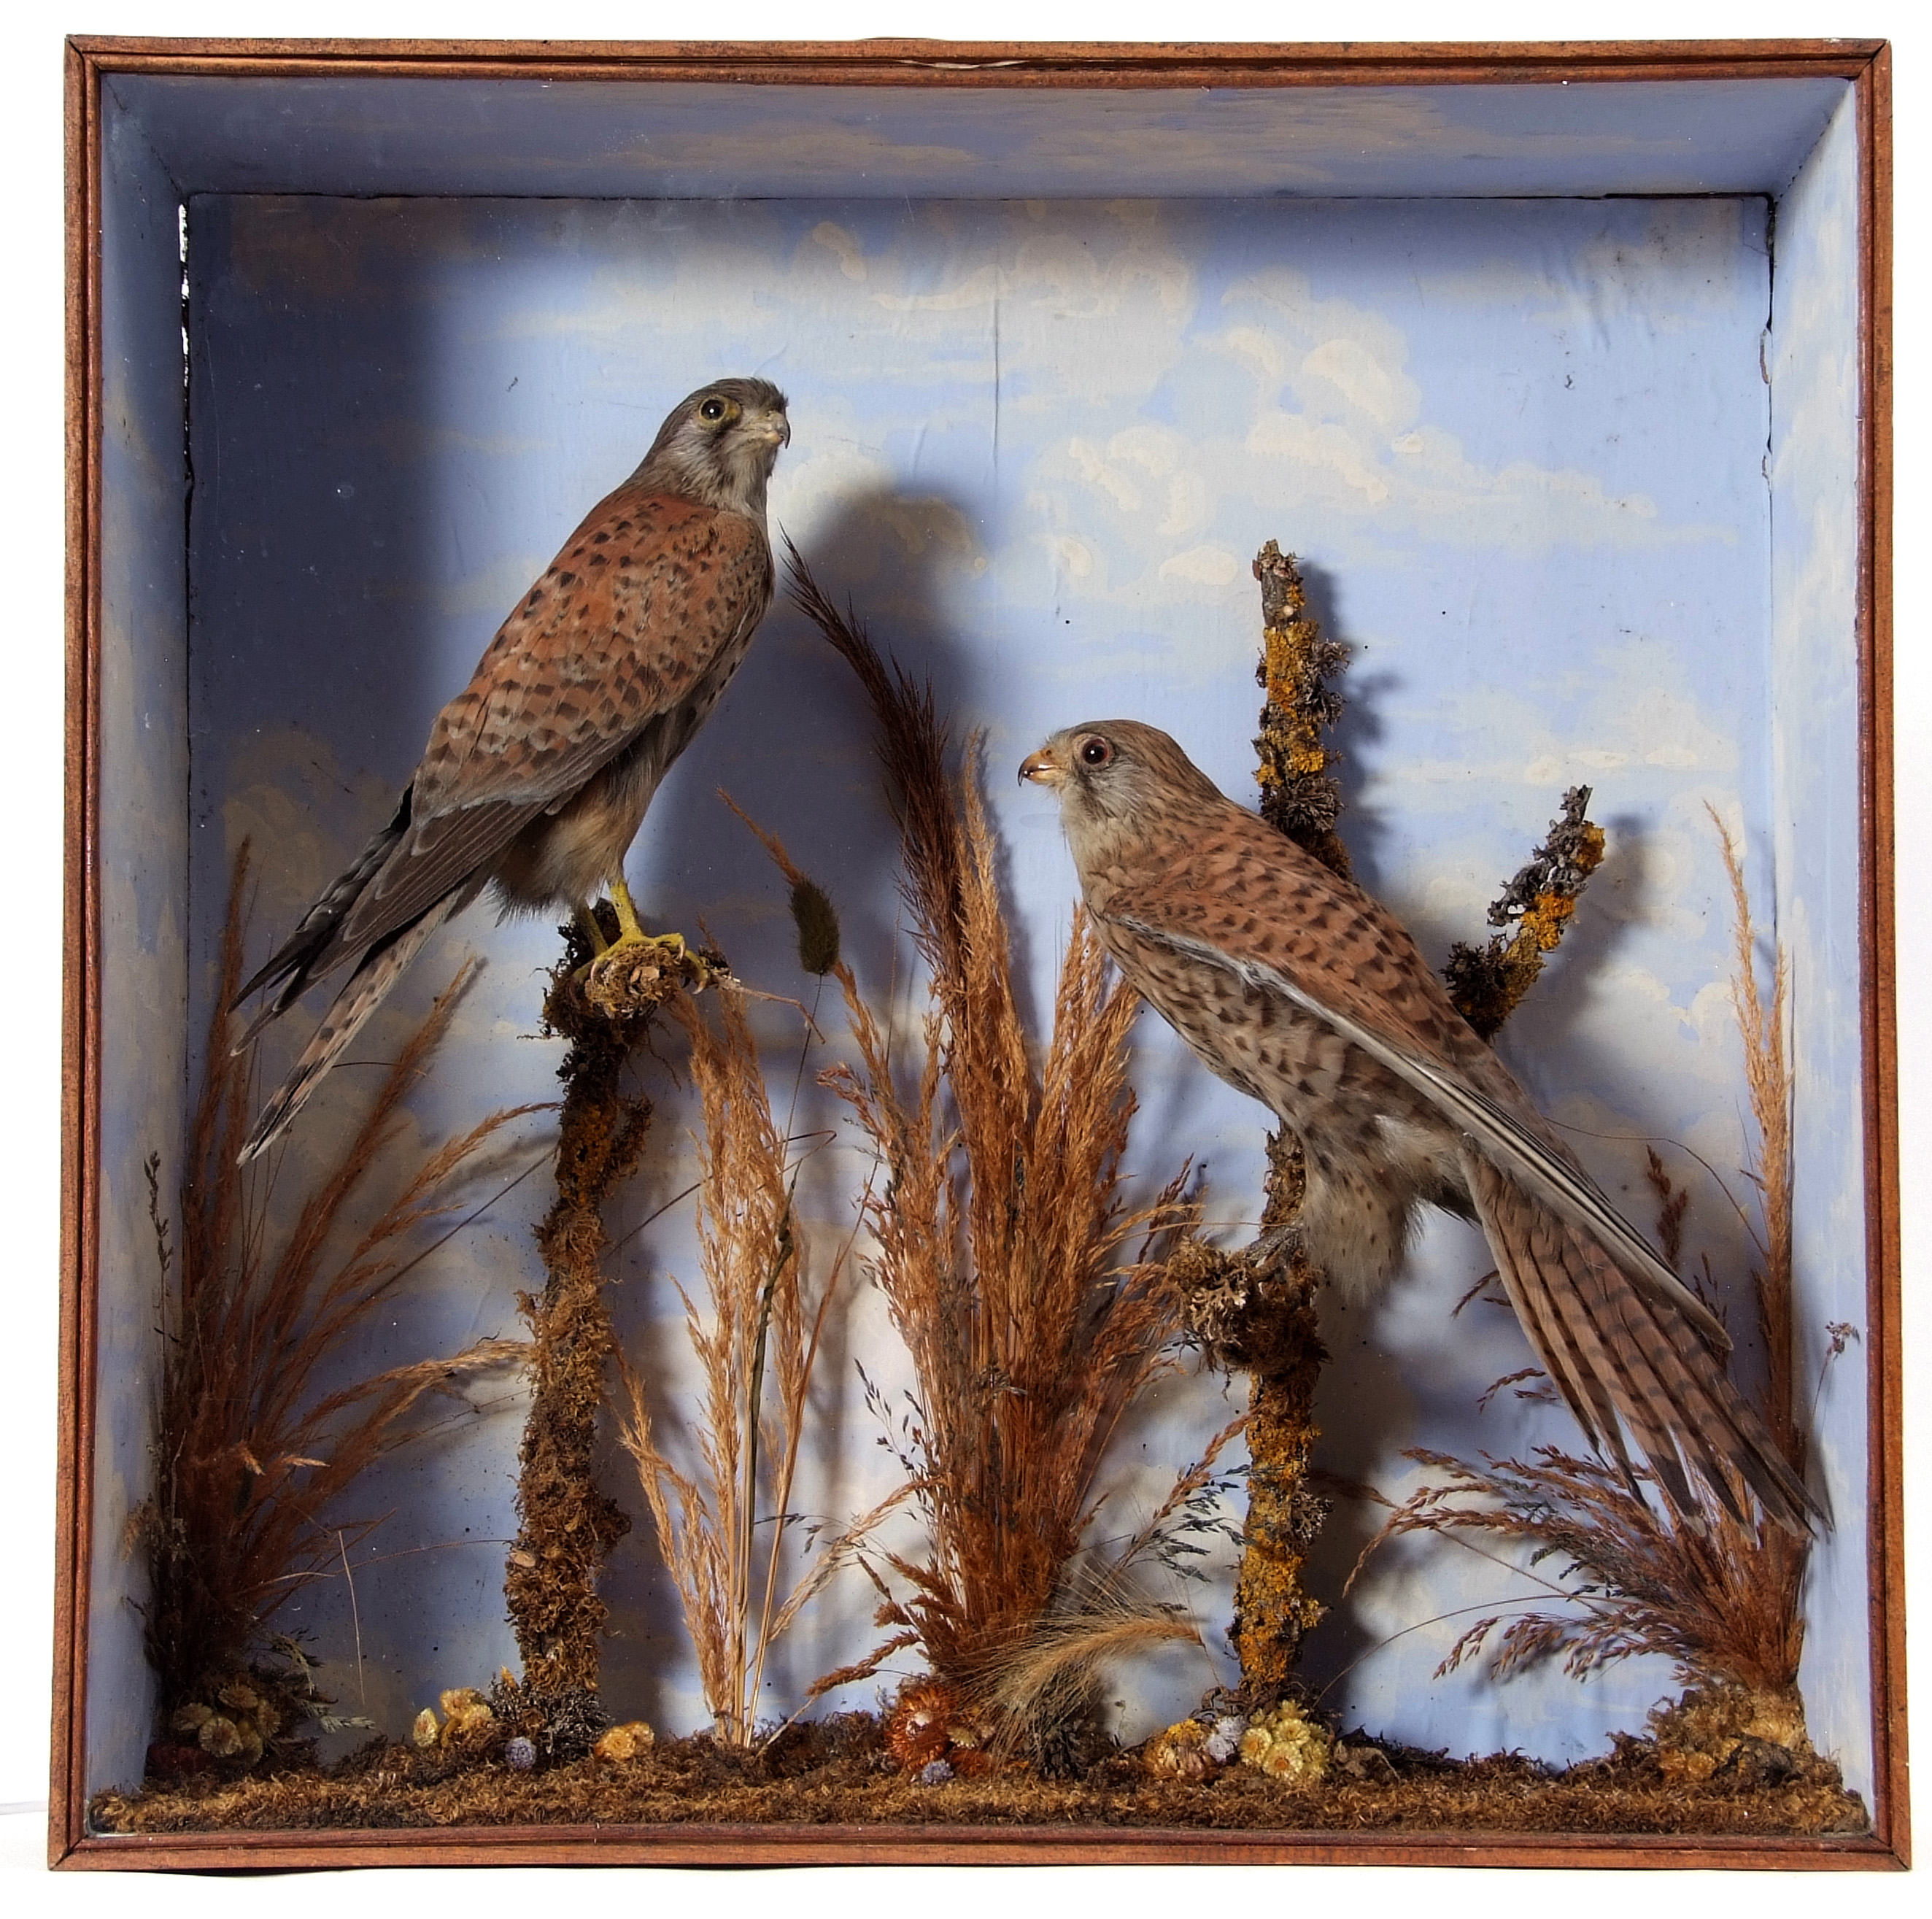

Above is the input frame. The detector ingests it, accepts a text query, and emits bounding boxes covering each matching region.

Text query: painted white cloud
[1382,633,1742,799]
[1031,255,1731,626]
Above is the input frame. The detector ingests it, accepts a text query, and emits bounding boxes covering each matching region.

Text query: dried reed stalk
[789,552,1204,1740]
[614,978,855,1745]
[142,843,534,1724]
[1712,807,1794,1462]
[1355,819,1811,1716]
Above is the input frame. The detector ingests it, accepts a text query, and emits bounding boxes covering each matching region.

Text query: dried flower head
[1238,1700,1331,1785]
[592,1721,656,1763]
[1143,1718,1216,1781]
[886,1680,962,1774]
[198,1715,242,1759]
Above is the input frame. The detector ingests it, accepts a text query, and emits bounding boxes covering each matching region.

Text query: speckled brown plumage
[1021,719,1814,1536]
[234,377,789,1160]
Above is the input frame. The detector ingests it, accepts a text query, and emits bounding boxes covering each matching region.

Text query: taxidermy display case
[58,36,1901,1869]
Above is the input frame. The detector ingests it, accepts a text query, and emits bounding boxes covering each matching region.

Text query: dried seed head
[789,877,841,976]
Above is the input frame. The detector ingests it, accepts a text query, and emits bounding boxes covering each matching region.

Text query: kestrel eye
[1080,738,1112,767]
[699,398,727,422]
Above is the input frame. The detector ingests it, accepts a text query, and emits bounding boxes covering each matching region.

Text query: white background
[0,2,1923,1915]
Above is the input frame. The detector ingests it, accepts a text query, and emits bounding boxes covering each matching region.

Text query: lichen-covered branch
[1442,789,1606,1040]
[1169,544,1352,1704]
[1253,541,1352,879]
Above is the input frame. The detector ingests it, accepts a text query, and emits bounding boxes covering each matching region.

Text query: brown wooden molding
[65,35,1887,87]
[55,1823,1909,1872]
[54,34,1900,1872]
[1852,36,1908,1874]
[53,34,104,1875]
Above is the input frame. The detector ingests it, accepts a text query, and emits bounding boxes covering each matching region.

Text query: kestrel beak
[1019,745,1067,789]
[751,412,792,448]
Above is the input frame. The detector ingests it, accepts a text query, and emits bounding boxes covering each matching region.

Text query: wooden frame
[55,35,1901,1872]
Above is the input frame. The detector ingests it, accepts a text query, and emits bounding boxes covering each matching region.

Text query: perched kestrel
[1022,719,1814,1533]
[236,377,791,1160]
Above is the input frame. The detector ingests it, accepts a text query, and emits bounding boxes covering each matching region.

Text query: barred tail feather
[232,788,414,1038]
[1464,1156,1816,1537]
[239,896,458,1164]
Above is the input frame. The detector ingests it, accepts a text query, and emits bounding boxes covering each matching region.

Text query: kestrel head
[1021,719,1226,870]
[638,376,792,517]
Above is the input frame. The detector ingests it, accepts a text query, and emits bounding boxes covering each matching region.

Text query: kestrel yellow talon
[609,876,649,946]
[579,927,713,1014]
[590,928,687,976]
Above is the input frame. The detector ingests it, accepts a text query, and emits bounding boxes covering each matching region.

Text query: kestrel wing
[1467,1154,1815,1533]
[1090,814,1728,1349]
[334,487,773,959]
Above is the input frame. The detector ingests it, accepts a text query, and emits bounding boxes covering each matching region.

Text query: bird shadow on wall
[596,479,991,1731]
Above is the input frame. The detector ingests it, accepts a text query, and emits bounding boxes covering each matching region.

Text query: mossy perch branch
[506,910,721,1693]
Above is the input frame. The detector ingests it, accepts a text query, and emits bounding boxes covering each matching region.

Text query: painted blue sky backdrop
[175,185,1862,1772]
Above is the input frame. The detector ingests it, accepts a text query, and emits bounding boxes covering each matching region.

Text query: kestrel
[236,377,791,1161]
[1021,719,1814,1533]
